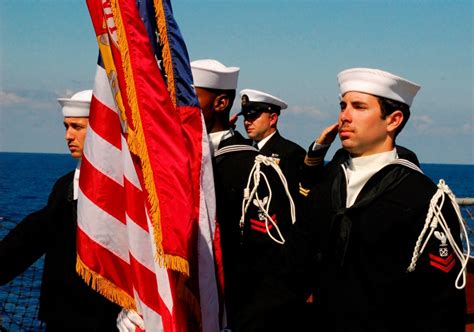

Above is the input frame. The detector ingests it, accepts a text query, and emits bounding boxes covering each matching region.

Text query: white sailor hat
[337,68,421,106]
[191,59,240,90]
[57,89,92,117]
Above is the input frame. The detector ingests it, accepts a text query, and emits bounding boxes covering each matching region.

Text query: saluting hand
[316,123,339,145]
[229,113,239,130]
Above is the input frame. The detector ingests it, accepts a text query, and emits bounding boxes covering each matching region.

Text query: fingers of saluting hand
[316,123,339,145]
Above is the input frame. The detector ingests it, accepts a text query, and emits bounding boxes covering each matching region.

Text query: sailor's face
[338,91,392,157]
[64,117,89,159]
[243,111,276,142]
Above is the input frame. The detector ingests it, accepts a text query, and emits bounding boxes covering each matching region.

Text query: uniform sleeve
[278,144,306,202]
[0,173,71,285]
[0,206,49,284]
[298,142,330,199]
[406,197,467,331]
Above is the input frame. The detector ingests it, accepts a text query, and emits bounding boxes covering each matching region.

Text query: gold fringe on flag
[109,0,189,276]
[153,0,176,107]
[76,254,136,310]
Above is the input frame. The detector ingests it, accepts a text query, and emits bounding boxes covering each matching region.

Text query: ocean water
[0,152,473,330]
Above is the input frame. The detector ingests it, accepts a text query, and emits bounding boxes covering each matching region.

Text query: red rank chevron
[429,252,456,273]
[250,214,278,234]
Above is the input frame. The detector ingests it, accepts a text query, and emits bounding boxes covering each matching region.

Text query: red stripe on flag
[128,255,175,324]
[124,176,149,232]
[77,226,133,295]
[89,95,122,149]
[80,156,125,224]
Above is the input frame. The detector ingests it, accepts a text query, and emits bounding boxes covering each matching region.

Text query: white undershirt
[73,159,81,200]
[255,131,276,150]
[209,129,234,156]
[345,149,397,207]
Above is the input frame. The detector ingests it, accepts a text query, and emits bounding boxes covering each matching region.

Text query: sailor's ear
[214,94,230,113]
[387,110,403,132]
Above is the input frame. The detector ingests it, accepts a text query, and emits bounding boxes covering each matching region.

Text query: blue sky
[0,0,472,164]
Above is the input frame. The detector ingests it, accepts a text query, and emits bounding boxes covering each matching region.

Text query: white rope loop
[240,155,296,244]
[407,179,470,289]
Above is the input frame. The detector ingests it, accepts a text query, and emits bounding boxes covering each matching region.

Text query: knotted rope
[407,180,470,289]
[240,155,296,244]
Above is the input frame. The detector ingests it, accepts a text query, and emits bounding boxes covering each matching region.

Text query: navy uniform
[239,68,467,331]
[308,68,467,330]
[303,147,466,331]
[0,90,121,331]
[214,131,302,332]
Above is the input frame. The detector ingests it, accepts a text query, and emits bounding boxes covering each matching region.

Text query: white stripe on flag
[122,135,141,190]
[84,126,123,185]
[135,289,165,332]
[125,211,155,271]
[146,212,174,315]
[93,64,119,113]
[197,115,220,332]
[77,187,130,263]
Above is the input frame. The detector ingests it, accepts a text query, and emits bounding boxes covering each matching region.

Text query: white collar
[348,149,398,172]
[344,149,397,207]
[255,131,276,150]
[209,129,234,155]
[73,159,82,200]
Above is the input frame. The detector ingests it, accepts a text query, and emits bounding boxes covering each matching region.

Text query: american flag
[76,0,222,330]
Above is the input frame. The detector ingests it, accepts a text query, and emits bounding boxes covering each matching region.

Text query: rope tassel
[240,155,296,244]
[407,180,471,290]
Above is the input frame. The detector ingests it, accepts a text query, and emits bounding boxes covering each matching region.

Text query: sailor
[191,58,241,155]
[241,67,468,331]
[192,59,301,331]
[0,89,121,331]
[239,88,306,201]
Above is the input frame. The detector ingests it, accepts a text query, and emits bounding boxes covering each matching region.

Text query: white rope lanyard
[240,155,296,245]
[407,179,471,289]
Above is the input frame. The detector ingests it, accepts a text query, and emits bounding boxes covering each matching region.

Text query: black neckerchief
[329,158,420,266]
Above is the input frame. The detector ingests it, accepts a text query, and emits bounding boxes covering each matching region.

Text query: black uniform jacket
[213,131,297,331]
[239,146,466,331]
[258,131,306,201]
[0,171,121,331]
